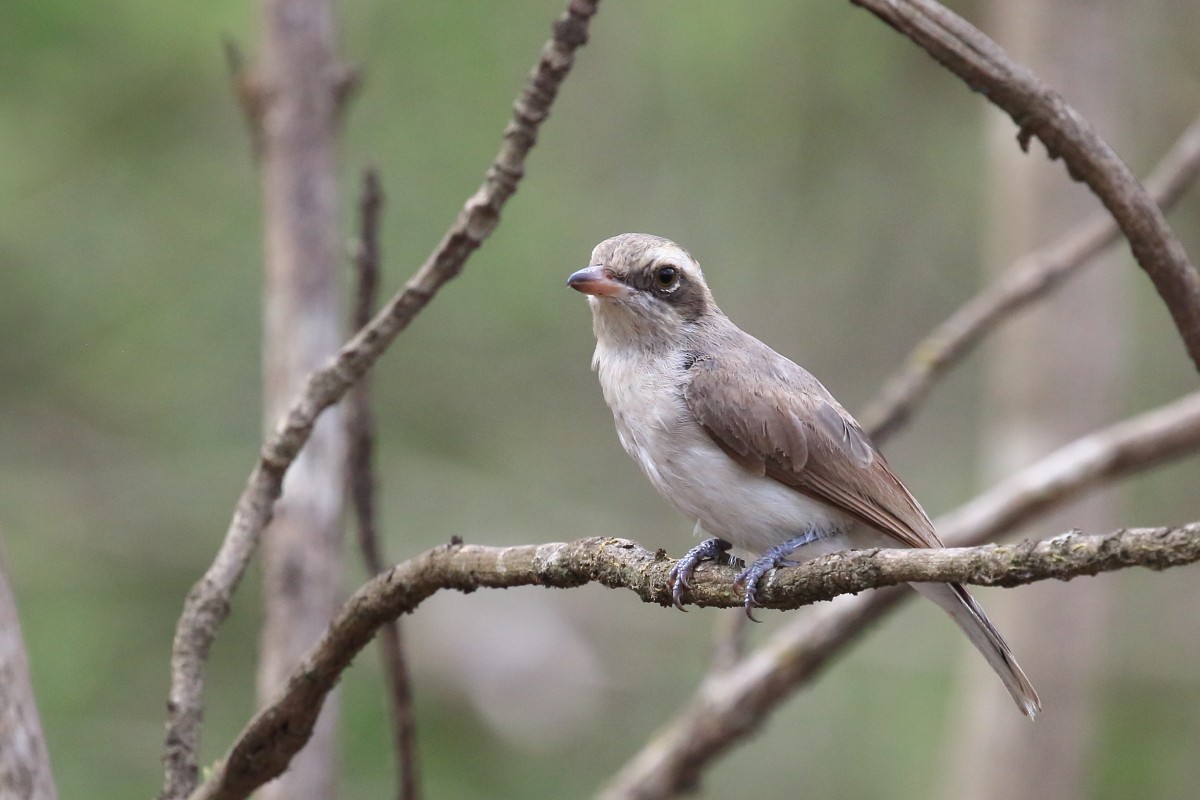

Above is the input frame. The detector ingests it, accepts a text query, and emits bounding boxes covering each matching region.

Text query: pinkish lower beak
[567,265,632,298]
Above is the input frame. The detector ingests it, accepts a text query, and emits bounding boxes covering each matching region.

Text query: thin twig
[345,167,421,800]
[160,3,601,797]
[221,36,264,157]
[862,113,1200,441]
[597,389,1200,800]
[849,0,1200,371]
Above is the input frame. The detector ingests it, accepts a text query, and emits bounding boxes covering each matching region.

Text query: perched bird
[568,232,1040,717]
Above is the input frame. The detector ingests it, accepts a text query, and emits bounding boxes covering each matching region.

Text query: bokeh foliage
[2,1,1199,798]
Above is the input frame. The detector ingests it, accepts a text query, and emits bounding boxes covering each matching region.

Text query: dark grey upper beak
[567,265,633,298]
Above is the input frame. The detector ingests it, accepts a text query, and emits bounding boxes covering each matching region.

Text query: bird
[567,232,1040,717]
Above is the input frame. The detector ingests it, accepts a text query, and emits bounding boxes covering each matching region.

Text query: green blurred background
[2,1,1200,797]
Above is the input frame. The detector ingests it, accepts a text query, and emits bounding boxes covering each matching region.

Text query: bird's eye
[655,265,680,289]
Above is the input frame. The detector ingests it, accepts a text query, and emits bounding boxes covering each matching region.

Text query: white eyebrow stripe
[646,245,698,276]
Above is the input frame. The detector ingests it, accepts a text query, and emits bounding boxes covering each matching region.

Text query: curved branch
[193,391,1200,800]
[160,2,601,796]
[849,0,1200,371]
[193,523,1200,800]
[598,389,1200,800]
[862,113,1200,441]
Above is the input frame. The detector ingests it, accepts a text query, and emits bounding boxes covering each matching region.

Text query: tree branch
[192,390,1200,800]
[192,521,1200,800]
[848,0,1200,372]
[597,389,1200,799]
[160,2,601,796]
[862,113,1200,441]
[345,167,421,800]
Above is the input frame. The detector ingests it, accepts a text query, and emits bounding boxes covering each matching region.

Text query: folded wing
[683,338,943,550]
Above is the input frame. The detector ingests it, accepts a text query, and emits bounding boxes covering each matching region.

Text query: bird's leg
[734,528,822,620]
[668,537,734,611]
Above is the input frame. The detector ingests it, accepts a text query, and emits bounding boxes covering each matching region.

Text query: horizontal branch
[160,2,601,796]
[850,0,1200,371]
[197,391,1200,800]
[598,388,1200,800]
[194,522,1199,800]
[769,525,1200,594]
[861,112,1200,441]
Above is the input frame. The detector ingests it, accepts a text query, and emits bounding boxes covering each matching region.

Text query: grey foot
[668,538,734,610]
[733,530,821,620]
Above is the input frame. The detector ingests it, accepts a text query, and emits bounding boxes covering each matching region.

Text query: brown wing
[684,335,942,549]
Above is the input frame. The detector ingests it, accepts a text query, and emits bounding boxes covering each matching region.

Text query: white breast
[593,341,856,557]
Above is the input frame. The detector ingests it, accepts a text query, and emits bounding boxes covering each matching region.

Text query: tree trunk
[255,0,347,797]
[941,2,1125,797]
[0,550,58,800]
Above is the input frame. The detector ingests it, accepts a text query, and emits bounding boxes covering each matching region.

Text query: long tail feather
[911,582,1041,718]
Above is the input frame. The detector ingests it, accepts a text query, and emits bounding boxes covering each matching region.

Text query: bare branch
[345,167,421,800]
[598,581,910,800]
[160,2,601,796]
[936,392,1200,544]
[849,0,1200,371]
[598,389,1200,800]
[192,520,1200,800]
[862,113,1200,441]
[350,167,384,338]
[190,391,1200,800]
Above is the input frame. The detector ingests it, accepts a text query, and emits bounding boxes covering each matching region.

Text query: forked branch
[850,0,1200,371]
[160,2,601,796]
[862,113,1200,440]
[192,390,1200,800]
[193,522,1199,800]
[598,389,1200,800]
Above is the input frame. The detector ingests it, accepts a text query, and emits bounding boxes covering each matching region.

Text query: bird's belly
[622,416,855,557]
[597,344,855,556]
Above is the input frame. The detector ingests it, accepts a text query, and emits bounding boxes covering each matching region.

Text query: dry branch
[191,390,1200,800]
[850,0,1200,371]
[192,521,1200,800]
[598,389,1200,800]
[345,167,421,800]
[862,113,1200,440]
[160,2,601,797]
[605,6,1200,791]
[167,3,1200,799]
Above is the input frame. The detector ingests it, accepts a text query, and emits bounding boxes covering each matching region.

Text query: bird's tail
[911,581,1041,718]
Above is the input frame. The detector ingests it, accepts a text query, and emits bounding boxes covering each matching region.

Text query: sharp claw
[667,563,689,611]
[668,538,732,611]
[671,581,688,612]
[731,529,823,621]
[740,579,762,622]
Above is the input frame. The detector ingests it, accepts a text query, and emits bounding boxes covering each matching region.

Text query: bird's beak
[567,265,632,298]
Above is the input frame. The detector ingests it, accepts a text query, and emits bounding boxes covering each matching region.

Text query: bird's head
[567,233,717,348]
